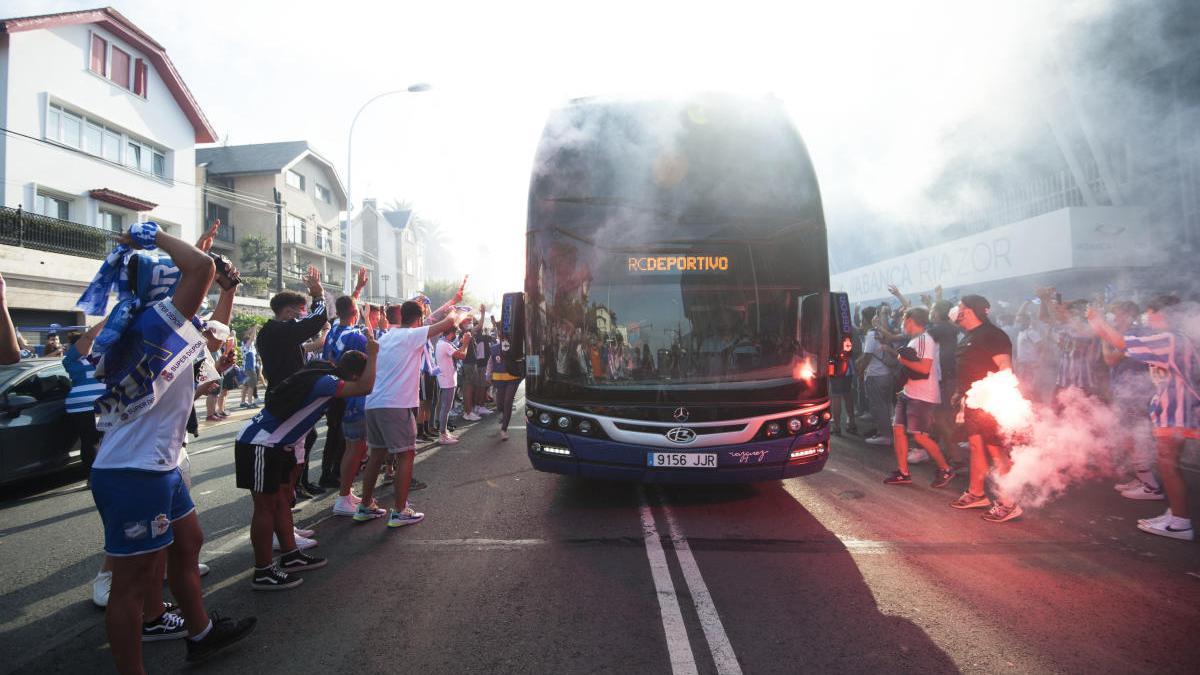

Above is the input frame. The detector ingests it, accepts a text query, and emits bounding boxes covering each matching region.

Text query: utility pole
[273,188,284,292]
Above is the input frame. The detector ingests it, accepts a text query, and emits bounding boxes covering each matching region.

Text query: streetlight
[381,273,390,303]
[343,82,432,293]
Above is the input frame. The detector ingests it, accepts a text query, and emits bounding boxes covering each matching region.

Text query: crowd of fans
[833,283,1199,539]
[0,222,523,674]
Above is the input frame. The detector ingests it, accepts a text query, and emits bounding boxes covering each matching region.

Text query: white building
[0,7,215,330]
[352,199,425,303]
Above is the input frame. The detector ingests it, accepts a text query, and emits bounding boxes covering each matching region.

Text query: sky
[4,0,1121,299]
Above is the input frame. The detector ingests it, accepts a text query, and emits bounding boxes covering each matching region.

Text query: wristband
[128,222,159,250]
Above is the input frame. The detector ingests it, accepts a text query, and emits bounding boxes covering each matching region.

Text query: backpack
[264,361,337,421]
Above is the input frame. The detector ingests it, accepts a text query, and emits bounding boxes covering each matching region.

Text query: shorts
[235,442,297,493]
[365,407,417,453]
[343,417,365,441]
[893,394,935,435]
[90,467,195,557]
[222,370,240,391]
[461,362,484,387]
[963,407,1004,446]
[419,374,438,402]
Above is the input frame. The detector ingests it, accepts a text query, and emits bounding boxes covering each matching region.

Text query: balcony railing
[0,207,112,260]
[214,222,236,244]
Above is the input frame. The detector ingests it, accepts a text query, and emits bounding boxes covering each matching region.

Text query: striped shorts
[234,441,296,494]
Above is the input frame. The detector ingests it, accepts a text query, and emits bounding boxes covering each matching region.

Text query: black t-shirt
[926,320,960,381]
[955,321,1011,393]
[256,296,328,386]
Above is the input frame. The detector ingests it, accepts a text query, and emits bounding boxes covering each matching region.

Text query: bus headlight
[578,420,594,434]
[557,416,571,429]
[805,414,820,427]
[765,422,781,438]
[787,418,803,434]
[526,407,535,419]
[538,412,552,426]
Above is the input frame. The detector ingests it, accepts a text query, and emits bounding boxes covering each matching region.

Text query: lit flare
[964,369,1032,432]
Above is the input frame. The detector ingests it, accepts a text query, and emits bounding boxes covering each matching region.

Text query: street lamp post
[381,274,390,303]
[343,82,431,293]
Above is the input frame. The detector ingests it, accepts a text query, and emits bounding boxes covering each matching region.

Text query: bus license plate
[647,452,718,468]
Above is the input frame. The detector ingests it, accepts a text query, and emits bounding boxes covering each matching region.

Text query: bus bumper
[527,427,829,484]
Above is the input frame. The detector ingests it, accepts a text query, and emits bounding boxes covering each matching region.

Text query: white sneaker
[294,526,314,538]
[273,533,318,551]
[865,435,892,446]
[462,413,481,421]
[475,407,492,416]
[907,447,930,464]
[332,495,358,516]
[1137,509,1173,527]
[439,434,460,445]
[1113,477,1143,492]
[92,571,112,608]
[197,562,210,577]
[500,430,509,441]
[1137,517,1194,541]
[349,492,362,504]
[1120,482,1165,501]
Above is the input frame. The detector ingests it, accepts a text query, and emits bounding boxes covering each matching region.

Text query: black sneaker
[251,563,303,591]
[883,470,912,485]
[302,482,327,496]
[279,549,328,573]
[295,484,314,501]
[142,610,188,642]
[931,467,955,489]
[185,612,257,663]
[409,477,428,491]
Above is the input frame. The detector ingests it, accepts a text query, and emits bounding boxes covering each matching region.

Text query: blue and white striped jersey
[236,375,343,447]
[1124,332,1200,434]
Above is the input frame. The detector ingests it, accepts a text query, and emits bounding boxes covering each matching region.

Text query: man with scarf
[82,223,255,672]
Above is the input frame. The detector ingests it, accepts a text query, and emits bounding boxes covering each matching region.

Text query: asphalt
[1,390,1198,674]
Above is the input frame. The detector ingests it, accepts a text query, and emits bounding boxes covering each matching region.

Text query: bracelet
[128,222,159,250]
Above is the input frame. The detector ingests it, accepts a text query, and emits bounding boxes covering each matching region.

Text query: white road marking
[661,497,743,675]
[639,486,700,675]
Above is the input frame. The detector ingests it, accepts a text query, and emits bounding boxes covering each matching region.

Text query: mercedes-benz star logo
[673,407,690,423]
[665,427,697,444]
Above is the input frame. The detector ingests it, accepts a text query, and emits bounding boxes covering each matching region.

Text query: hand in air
[303,266,323,296]
[197,219,221,253]
[355,266,369,292]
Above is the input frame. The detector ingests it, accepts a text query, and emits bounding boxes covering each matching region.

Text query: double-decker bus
[516,93,843,483]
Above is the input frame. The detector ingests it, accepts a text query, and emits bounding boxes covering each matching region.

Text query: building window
[99,210,124,233]
[101,128,121,162]
[315,183,332,204]
[111,47,131,89]
[36,193,71,221]
[287,214,306,244]
[405,258,414,275]
[286,170,305,191]
[46,103,168,178]
[316,227,332,252]
[207,202,230,229]
[133,59,148,97]
[90,35,107,76]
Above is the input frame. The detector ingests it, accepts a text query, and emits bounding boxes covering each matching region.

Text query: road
[2,389,1198,674]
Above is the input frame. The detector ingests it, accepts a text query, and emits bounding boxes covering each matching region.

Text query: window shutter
[90,35,107,75]
[133,59,147,96]
[111,47,130,88]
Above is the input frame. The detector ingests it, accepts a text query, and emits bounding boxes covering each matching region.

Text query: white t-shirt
[365,326,430,410]
[1016,324,1044,364]
[862,330,891,377]
[902,332,941,404]
[436,339,459,389]
[92,351,196,472]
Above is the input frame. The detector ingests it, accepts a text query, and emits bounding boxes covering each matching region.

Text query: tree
[423,278,480,309]
[239,234,276,278]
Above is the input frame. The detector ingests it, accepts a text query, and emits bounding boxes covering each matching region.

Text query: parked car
[0,359,80,484]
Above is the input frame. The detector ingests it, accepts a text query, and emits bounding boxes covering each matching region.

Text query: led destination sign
[628,255,730,273]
